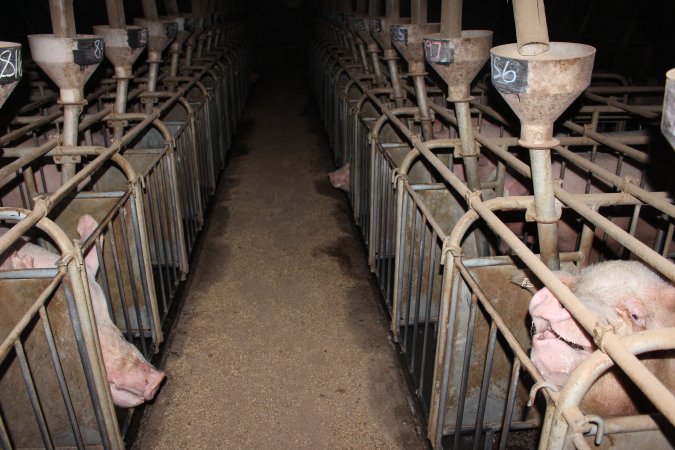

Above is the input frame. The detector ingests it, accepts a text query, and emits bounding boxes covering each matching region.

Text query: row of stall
[0,0,251,448]
[310,0,674,448]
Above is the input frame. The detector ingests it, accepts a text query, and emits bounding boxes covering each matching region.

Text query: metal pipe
[386,0,400,19]
[411,0,427,24]
[440,0,462,38]
[368,0,380,16]
[142,0,159,21]
[164,0,180,16]
[384,49,405,107]
[529,148,561,270]
[410,61,434,141]
[49,0,76,37]
[105,0,126,28]
[545,329,675,449]
[512,0,549,56]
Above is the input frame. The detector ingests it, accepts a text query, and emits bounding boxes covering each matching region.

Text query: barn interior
[0,0,674,449]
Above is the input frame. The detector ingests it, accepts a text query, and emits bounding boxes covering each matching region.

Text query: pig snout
[106,351,165,408]
[328,163,350,192]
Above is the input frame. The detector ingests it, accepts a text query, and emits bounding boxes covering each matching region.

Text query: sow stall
[311,0,674,448]
[0,0,251,447]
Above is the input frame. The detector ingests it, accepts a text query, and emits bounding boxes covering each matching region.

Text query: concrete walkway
[132,69,423,449]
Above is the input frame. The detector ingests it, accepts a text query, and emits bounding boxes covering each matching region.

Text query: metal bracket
[525,198,564,224]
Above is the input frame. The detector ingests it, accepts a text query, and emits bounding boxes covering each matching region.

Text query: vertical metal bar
[0,414,11,450]
[146,170,169,312]
[129,197,162,348]
[94,237,115,320]
[14,340,54,450]
[402,207,419,351]
[452,293,478,450]
[418,229,437,396]
[61,284,114,450]
[393,188,409,334]
[473,321,498,450]
[39,306,85,450]
[410,219,427,372]
[434,269,462,448]
[118,209,148,356]
[107,220,134,339]
[498,359,522,450]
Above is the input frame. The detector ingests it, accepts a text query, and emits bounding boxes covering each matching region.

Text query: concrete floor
[132,70,424,449]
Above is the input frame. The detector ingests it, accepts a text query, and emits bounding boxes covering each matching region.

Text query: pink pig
[529,260,675,415]
[328,163,350,192]
[1,215,165,408]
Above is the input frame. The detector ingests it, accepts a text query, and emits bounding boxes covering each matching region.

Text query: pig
[1,215,165,408]
[529,260,675,416]
[328,162,350,192]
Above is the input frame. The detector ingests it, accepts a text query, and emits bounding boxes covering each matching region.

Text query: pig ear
[75,215,100,275]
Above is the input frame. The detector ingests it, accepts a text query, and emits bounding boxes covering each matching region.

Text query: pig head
[328,163,350,192]
[2,216,165,408]
[529,260,675,415]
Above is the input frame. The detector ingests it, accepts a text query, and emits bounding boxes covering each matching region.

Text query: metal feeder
[27,34,105,181]
[390,22,440,65]
[133,18,177,111]
[490,42,596,268]
[0,42,22,108]
[662,68,675,150]
[91,26,147,80]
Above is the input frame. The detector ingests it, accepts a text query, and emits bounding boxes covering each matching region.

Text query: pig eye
[630,313,639,322]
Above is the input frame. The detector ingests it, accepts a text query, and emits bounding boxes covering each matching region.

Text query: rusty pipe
[386,0,400,19]
[411,0,427,24]
[512,0,549,56]
[49,0,76,37]
[410,61,434,141]
[164,0,180,16]
[105,0,126,28]
[440,0,462,38]
[529,148,561,270]
[142,0,159,21]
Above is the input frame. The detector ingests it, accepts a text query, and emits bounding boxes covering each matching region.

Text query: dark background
[0,0,672,82]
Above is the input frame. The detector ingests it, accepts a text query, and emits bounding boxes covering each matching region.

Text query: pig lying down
[1,215,165,408]
[529,260,675,416]
[328,163,350,192]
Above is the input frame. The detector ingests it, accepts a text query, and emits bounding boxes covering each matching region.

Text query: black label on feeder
[491,55,528,94]
[390,26,408,44]
[165,22,178,39]
[423,39,454,65]
[184,18,195,32]
[0,45,22,85]
[353,18,366,32]
[127,28,148,48]
[72,39,104,66]
[370,19,382,32]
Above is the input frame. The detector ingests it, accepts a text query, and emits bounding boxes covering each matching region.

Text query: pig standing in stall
[529,260,675,416]
[1,215,165,408]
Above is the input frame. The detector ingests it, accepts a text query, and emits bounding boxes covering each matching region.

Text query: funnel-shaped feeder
[0,42,22,108]
[351,16,374,45]
[27,34,105,103]
[391,23,440,63]
[490,42,595,148]
[662,68,675,150]
[162,16,192,48]
[370,17,410,50]
[423,30,493,102]
[133,18,177,54]
[92,26,147,78]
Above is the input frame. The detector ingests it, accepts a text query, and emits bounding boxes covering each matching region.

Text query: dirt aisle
[132,69,423,449]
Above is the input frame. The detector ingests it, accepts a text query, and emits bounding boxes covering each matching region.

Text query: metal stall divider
[0,210,124,449]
